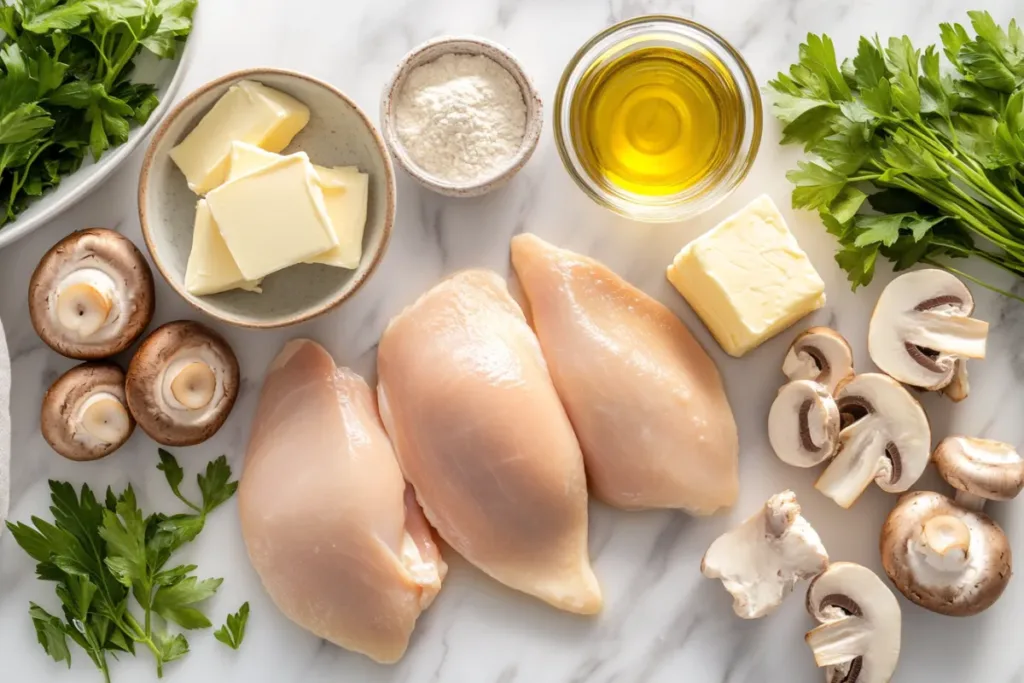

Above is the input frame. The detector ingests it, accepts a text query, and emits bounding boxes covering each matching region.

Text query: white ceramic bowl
[0,44,193,251]
[380,36,543,198]
[139,68,396,329]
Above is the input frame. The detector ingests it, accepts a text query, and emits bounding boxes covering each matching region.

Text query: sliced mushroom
[939,360,970,402]
[41,362,135,461]
[125,321,239,446]
[814,373,930,508]
[701,490,829,619]
[805,562,901,683]
[868,269,988,392]
[881,491,1010,616]
[769,380,840,468]
[29,229,155,359]
[932,436,1024,511]
[783,327,855,395]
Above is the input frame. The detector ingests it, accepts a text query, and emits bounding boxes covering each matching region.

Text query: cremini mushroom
[768,380,840,468]
[29,228,155,359]
[805,562,901,683]
[125,321,239,446]
[41,362,134,461]
[932,436,1024,510]
[868,269,988,395]
[880,491,1010,617]
[783,327,855,395]
[701,490,829,619]
[814,373,931,508]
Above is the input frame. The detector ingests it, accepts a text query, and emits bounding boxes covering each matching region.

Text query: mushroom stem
[953,490,987,512]
[815,425,885,508]
[906,311,989,360]
[805,618,871,667]
[80,393,132,444]
[57,279,114,337]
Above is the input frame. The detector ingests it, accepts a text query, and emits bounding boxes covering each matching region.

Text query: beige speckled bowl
[380,36,543,198]
[139,68,395,329]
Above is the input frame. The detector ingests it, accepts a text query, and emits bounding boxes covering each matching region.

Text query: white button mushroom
[814,374,931,508]
[29,229,155,359]
[868,269,988,396]
[769,380,840,468]
[880,436,1022,616]
[783,327,855,395]
[701,491,829,619]
[805,562,901,683]
[41,362,135,461]
[125,321,239,446]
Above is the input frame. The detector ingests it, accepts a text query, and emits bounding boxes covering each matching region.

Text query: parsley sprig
[0,0,195,227]
[770,11,1024,300]
[6,451,239,682]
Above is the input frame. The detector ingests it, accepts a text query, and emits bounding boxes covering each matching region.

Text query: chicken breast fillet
[511,233,739,513]
[240,340,445,664]
[377,269,602,615]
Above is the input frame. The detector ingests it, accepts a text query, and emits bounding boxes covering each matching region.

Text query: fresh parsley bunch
[6,451,242,682]
[770,11,1024,300]
[0,0,196,227]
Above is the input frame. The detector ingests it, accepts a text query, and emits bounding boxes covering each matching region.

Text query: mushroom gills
[78,392,132,444]
[54,270,118,338]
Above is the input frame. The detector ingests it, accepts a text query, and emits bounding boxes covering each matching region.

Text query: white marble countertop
[2,0,1023,681]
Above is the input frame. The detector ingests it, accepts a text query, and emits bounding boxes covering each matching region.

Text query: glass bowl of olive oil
[555,16,762,222]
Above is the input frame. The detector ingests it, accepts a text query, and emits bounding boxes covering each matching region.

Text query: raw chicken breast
[511,233,739,513]
[240,340,445,664]
[377,270,602,615]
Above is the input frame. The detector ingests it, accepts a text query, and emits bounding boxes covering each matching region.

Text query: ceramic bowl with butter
[139,68,395,329]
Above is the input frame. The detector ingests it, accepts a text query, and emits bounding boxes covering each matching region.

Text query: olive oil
[569,43,743,197]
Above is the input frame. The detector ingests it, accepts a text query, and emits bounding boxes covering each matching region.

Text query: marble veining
[2,0,1023,681]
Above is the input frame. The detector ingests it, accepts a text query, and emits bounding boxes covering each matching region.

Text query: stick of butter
[206,154,338,280]
[185,200,263,296]
[666,195,826,357]
[170,80,310,195]
[227,142,367,269]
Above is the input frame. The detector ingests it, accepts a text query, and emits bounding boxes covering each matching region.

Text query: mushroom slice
[783,327,855,395]
[701,491,829,619]
[939,360,970,402]
[126,321,239,446]
[29,228,155,359]
[814,374,930,508]
[868,269,988,391]
[41,362,135,461]
[932,436,1024,511]
[769,380,840,468]
[805,562,901,683]
[881,491,1011,616]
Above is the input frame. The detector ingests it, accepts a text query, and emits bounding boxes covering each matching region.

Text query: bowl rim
[379,35,543,198]
[138,67,397,330]
[0,36,195,251]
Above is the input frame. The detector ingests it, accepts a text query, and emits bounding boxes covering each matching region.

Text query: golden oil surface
[570,44,742,197]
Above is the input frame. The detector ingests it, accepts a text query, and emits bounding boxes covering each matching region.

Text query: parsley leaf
[214,603,250,651]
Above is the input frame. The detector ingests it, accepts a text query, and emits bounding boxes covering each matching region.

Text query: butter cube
[666,195,825,357]
[170,80,310,195]
[185,200,262,296]
[205,154,338,280]
[227,142,367,269]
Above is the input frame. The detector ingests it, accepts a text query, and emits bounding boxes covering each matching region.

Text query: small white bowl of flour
[381,36,543,197]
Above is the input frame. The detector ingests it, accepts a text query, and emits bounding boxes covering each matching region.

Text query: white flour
[395,53,527,184]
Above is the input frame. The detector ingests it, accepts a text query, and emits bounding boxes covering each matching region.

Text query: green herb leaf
[153,576,223,630]
[156,632,190,663]
[787,161,848,210]
[197,456,238,515]
[29,603,72,666]
[214,603,250,651]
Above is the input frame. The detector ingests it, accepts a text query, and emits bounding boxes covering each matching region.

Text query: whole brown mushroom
[29,228,155,359]
[126,321,239,446]
[41,362,135,461]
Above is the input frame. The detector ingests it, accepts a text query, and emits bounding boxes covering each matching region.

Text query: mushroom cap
[881,490,1011,616]
[933,436,1024,502]
[868,269,988,391]
[815,373,931,508]
[805,562,901,683]
[41,362,135,461]
[126,321,239,446]
[29,228,155,360]
[768,380,839,468]
[783,327,855,395]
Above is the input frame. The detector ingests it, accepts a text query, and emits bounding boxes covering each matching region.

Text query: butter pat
[227,142,367,269]
[185,200,262,296]
[666,195,825,357]
[169,80,310,194]
[206,154,338,280]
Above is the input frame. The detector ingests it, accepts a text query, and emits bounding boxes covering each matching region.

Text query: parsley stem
[924,259,1024,303]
